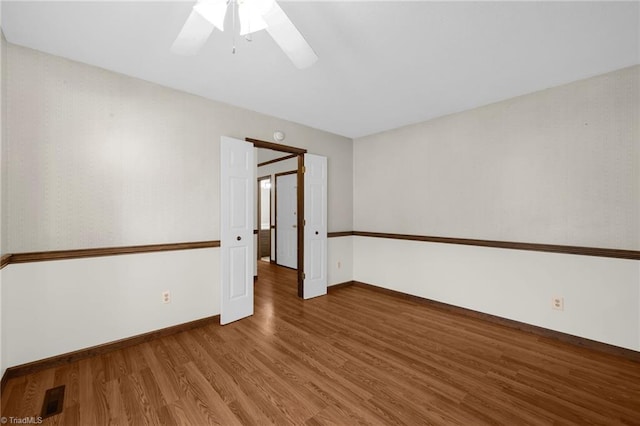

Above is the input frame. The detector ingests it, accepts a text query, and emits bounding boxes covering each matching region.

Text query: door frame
[247,138,306,297]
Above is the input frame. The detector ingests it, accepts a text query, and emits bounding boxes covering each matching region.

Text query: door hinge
[302,166,306,173]
[303,272,306,279]
[304,219,306,226]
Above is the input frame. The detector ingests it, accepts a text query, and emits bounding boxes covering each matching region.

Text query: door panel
[276,173,297,269]
[230,246,248,298]
[303,154,327,299]
[230,177,248,228]
[221,136,254,325]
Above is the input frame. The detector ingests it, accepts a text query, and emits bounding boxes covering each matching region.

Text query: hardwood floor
[2,261,639,425]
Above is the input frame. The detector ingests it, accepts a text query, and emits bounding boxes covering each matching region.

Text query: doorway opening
[248,138,306,297]
[257,175,272,263]
[274,170,297,269]
[221,135,327,320]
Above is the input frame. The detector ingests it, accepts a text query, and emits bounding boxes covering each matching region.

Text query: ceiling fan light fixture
[238,8,268,36]
[173,0,317,68]
[193,0,228,31]
[238,0,274,35]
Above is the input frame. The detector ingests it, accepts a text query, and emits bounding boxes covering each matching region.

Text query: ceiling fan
[171,0,318,69]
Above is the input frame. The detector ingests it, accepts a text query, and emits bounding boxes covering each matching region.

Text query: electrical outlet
[162,290,171,304]
[552,296,564,311]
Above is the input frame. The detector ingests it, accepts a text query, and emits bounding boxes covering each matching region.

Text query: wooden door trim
[247,138,307,155]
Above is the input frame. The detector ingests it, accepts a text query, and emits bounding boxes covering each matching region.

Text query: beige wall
[5,43,353,253]
[1,33,5,256]
[354,65,640,251]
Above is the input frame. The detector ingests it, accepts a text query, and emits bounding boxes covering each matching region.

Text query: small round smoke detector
[273,131,285,142]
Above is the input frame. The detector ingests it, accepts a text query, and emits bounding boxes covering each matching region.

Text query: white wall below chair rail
[328,236,353,287]
[0,269,4,379]
[0,236,354,376]
[353,236,640,351]
[1,247,220,373]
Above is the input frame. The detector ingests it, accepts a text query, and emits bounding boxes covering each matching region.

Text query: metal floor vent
[40,385,65,418]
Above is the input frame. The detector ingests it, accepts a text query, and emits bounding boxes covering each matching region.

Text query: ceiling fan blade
[171,9,215,56]
[263,2,318,69]
[193,0,228,31]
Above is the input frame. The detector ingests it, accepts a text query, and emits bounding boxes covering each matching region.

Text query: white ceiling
[2,1,639,138]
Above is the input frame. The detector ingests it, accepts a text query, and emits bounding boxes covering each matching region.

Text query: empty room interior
[0,0,639,424]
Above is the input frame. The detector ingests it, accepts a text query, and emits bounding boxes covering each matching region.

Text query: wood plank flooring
[2,261,639,425]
